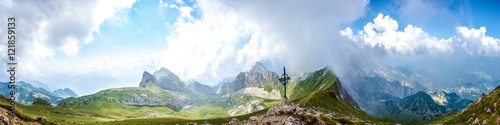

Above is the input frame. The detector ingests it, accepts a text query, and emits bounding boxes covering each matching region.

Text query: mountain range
[379,91,472,123]
[1,60,499,124]
[0,81,78,105]
[345,56,500,123]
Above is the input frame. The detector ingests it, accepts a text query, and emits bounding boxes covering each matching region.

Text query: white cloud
[161,0,369,85]
[61,37,80,57]
[341,13,500,57]
[0,0,137,86]
[174,0,183,4]
[178,6,193,19]
[0,0,136,60]
[341,13,453,55]
[456,26,500,55]
[159,0,169,9]
[19,52,165,95]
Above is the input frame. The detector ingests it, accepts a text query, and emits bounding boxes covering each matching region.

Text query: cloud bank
[0,0,136,80]
[160,0,370,85]
[341,13,500,56]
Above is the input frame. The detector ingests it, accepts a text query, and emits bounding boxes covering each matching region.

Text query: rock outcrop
[429,90,472,109]
[228,99,266,116]
[139,71,158,88]
[224,103,323,125]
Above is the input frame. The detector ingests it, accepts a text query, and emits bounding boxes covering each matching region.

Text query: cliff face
[139,71,157,88]
[218,62,279,95]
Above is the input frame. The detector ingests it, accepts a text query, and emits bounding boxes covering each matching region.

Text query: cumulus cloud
[0,0,136,81]
[341,13,453,55]
[456,26,500,55]
[341,13,500,57]
[160,0,369,85]
[0,0,135,59]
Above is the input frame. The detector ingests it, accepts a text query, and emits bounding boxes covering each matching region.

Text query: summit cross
[278,67,291,105]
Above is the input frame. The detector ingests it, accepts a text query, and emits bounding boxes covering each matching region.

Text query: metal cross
[278,66,291,104]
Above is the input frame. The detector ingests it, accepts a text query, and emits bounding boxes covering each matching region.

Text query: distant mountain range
[0,81,78,105]
[373,56,500,101]
[346,56,500,122]
[379,91,472,123]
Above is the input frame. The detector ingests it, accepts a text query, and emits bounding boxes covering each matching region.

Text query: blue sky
[1,0,499,95]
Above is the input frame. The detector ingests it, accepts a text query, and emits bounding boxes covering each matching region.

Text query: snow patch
[430,93,447,106]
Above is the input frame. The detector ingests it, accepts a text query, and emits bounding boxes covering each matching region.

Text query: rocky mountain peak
[139,71,157,88]
[218,62,279,95]
[430,90,448,105]
[250,62,267,72]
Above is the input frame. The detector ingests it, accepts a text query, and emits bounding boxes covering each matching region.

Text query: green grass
[103,108,269,125]
[178,104,229,118]
[294,90,393,124]
[290,68,334,100]
[427,112,460,124]
[443,85,500,124]
[59,85,173,108]
[0,95,107,124]
[263,84,273,93]
[0,94,230,124]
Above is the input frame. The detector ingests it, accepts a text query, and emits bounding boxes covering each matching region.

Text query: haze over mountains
[0,81,78,105]
[337,55,500,122]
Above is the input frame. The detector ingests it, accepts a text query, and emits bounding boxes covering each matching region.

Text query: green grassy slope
[291,67,393,124]
[442,85,500,124]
